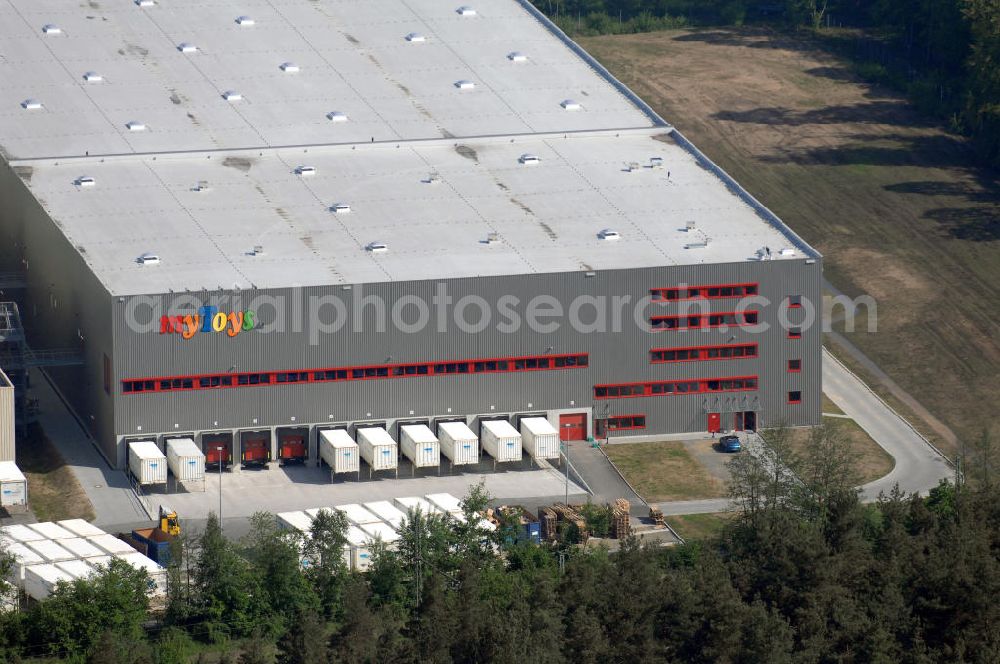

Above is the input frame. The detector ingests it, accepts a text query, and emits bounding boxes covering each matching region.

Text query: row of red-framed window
[594,376,758,400]
[604,414,646,430]
[651,343,758,363]
[650,282,759,301]
[122,352,589,394]
[650,310,760,331]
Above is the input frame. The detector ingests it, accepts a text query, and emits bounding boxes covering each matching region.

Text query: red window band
[606,414,646,430]
[651,343,758,363]
[650,310,760,331]
[650,282,758,302]
[123,352,589,395]
[594,375,758,400]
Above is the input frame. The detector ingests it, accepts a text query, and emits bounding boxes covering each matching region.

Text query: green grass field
[605,442,725,502]
[666,512,732,541]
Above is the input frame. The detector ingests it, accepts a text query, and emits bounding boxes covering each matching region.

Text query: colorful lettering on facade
[159,306,256,339]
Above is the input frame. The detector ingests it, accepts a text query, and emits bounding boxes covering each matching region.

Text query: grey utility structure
[0,0,821,472]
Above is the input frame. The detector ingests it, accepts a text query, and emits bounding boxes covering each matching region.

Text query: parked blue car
[719,435,742,453]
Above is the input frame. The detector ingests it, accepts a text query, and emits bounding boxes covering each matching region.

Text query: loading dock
[318,428,360,481]
[437,421,480,469]
[399,424,441,476]
[481,419,523,468]
[240,430,272,469]
[357,427,398,479]
[200,432,234,471]
[277,427,309,465]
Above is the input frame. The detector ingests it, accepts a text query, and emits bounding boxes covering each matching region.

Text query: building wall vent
[235,16,254,26]
[42,24,62,35]
[222,90,242,101]
[177,43,198,53]
[326,111,348,122]
[454,80,475,90]
[126,121,146,132]
[331,203,352,214]
[366,242,388,253]
[21,99,42,110]
[518,154,540,165]
[280,62,299,73]
[507,51,528,62]
[83,72,103,82]
[456,6,477,16]
[561,99,581,110]
[137,253,160,265]
[295,165,316,176]
[75,176,96,188]
[135,0,156,6]
[405,32,426,42]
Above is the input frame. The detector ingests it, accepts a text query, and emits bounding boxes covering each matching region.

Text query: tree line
[530,0,1000,169]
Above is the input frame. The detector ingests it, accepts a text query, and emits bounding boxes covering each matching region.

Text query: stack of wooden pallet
[553,503,587,539]
[610,498,631,539]
[538,507,558,541]
[648,506,665,527]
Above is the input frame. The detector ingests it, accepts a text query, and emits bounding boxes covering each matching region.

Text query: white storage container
[481,420,522,462]
[2,524,44,543]
[319,429,359,474]
[345,526,373,572]
[23,563,75,600]
[166,438,205,482]
[88,533,136,556]
[117,551,167,596]
[0,462,27,508]
[26,539,75,563]
[86,555,113,571]
[360,522,400,548]
[438,421,479,466]
[58,537,104,559]
[276,511,313,533]
[393,496,439,519]
[425,493,463,514]
[128,441,167,485]
[6,542,43,581]
[399,425,440,469]
[520,417,561,460]
[334,503,381,526]
[28,522,74,540]
[362,501,408,529]
[304,507,337,521]
[357,428,398,471]
[57,519,105,538]
[56,558,97,580]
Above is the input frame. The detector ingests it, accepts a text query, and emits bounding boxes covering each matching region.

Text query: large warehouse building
[0,0,820,470]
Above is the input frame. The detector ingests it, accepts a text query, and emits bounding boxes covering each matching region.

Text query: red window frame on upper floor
[594,375,758,400]
[650,282,759,302]
[122,352,589,395]
[788,359,802,373]
[788,327,802,339]
[650,311,760,332]
[650,343,758,364]
[788,390,802,404]
[605,414,646,431]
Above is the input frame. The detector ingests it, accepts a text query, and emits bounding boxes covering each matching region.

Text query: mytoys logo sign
[160,306,256,340]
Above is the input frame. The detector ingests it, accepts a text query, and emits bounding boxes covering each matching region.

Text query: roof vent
[518,153,540,165]
[125,121,146,132]
[177,42,198,53]
[366,242,388,253]
[249,245,265,256]
[485,232,500,244]
[326,111,348,122]
[235,16,254,26]
[331,203,352,214]
[779,248,796,256]
[135,0,155,6]
[192,180,210,192]
[456,6,477,16]
[624,161,641,173]
[685,220,697,231]
[222,90,242,101]
[423,173,442,185]
[561,99,581,111]
[685,238,711,249]
[598,229,621,241]
[454,80,475,90]
[21,99,43,110]
[295,165,316,176]
[507,51,528,62]
[137,252,160,265]
[405,32,426,42]
[649,156,664,169]
[75,176,96,188]
[280,62,299,73]
[83,71,103,83]
[42,24,62,35]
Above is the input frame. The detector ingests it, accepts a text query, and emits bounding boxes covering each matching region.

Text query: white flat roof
[1,0,817,296]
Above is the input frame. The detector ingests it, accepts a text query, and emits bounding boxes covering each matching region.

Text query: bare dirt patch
[16,425,96,522]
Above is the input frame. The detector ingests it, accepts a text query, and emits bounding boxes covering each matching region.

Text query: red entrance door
[559,413,587,441]
[707,413,721,434]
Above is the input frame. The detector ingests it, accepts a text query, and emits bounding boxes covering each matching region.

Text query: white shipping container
[399,425,440,468]
[128,441,167,485]
[0,462,26,508]
[56,558,97,580]
[481,420,522,463]
[58,537,104,559]
[88,533,137,556]
[362,501,408,529]
[6,542,43,582]
[1,524,44,543]
[166,438,205,482]
[57,519,105,538]
[357,428,398,471]
[23,563,75,600]
[345,526,373,572]
[319,429,359,474]
[438,421,479,466]
[304,507,337,521]
[393,496,439,519]
[276,511,314,533]
[86,555,113,571]
[28,521,74,540]
[520,417,561,460]
[425,493,463,514]
[334,503,381,526]
[360,522,400,548]
[117,551,167,596]
[26,539,75,563]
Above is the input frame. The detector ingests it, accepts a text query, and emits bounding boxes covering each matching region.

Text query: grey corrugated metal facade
[0,369,14,462]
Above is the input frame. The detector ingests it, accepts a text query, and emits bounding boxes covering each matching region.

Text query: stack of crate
[553,503,587,539]
[610,498,631,539]
[538,507,558,541]
[649,506,665,527]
